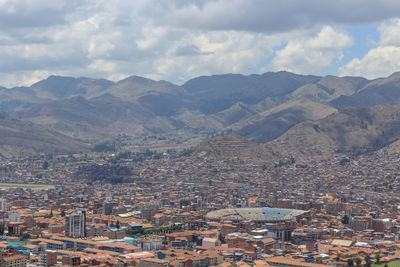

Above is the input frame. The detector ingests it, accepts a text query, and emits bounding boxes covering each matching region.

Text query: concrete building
[8,212,20,223]
[102,200,113,215]
[40,250,57,267]
[0,199,6,212]
[65,209,86,238]
[0,254,27,267]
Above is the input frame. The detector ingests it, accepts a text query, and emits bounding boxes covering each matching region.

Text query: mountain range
[2,71,400,158]
[0,112,89,158]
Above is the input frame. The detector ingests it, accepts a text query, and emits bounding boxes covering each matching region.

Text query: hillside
[183,71,320,114]
[265,103,400,159]
[331,72,400,109]
[0,113,89,158]
[31,75,114,99]
[291,75,367,102]
[191,103,400,164]
[232,97,337,142]
[14,95,177,140]
[98,75,185,100]
[190,134,275,163]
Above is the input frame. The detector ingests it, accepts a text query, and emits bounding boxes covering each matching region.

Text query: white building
[0,199,6,211]
[65,209,86,238]
[9,212,20,222]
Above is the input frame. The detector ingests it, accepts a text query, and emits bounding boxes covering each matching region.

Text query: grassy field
[373,261,400,267]
[0,183,55,190]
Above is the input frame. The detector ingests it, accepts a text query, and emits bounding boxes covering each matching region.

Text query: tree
[22,233,30,239]
[364,255,371,267]
[375,253,381,264]
[341,215,349,225]
[347,258,354,267]
[42,161,49,170]
[262,164,267,171]
[0,223,4,235]
[218,233,225,244]
[45,210,53,218]
[355,257,361,267]
[126,228,132,236]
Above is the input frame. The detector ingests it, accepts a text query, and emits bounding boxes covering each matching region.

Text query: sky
[1,0,400,87]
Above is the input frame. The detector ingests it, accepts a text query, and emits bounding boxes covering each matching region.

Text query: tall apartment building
[0,199,6,212]
[65,209,86,238]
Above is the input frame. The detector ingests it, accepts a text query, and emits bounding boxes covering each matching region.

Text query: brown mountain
[0,76,114,113]
[0,113,89,158]
[31,75,114,99]
[265,103,400,159]
[8,71,400,157]
[183,71,321,115]
[232,97,337,143]
[98,75,184,100]
[331,72,400,109]
[14,94,177,140]
[192,103,400,164]
[190,134,275,163]
[291,75,367,102]
[12,72,328,141]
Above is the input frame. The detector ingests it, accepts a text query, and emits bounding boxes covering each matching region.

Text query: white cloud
[339,46,400,79]
[136,27,168,50]
[339,18,400,79]
[88,60,116,73]
[0,70,54,88]
[149,30,283,83]
[306,26,353,50]
[378,19,400,46]
[269,26,353,74]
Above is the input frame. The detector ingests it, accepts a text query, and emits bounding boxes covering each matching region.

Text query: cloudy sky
[1,0,400,87]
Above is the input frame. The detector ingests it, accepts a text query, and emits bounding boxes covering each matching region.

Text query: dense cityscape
[0,146,397,266]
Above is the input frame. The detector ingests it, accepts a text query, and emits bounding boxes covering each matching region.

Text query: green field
[0,183,55,190]
[373,261,400,267]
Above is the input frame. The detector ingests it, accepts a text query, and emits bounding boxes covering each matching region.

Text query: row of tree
[345,253,381,267]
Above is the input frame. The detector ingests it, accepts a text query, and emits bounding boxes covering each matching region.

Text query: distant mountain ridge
[265,103,400,159]
[14,94,177,140]
[232,97,337,143]
[0,76,114,113]
[192,103,400,164]
[2,71,400,158]
[331,72,400,109]
[182,71,320,114]
[2,72,344,143]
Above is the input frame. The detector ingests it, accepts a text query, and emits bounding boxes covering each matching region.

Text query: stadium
[206,208,309,223]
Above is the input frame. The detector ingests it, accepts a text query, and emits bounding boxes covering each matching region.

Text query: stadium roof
[206,208,308,222]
